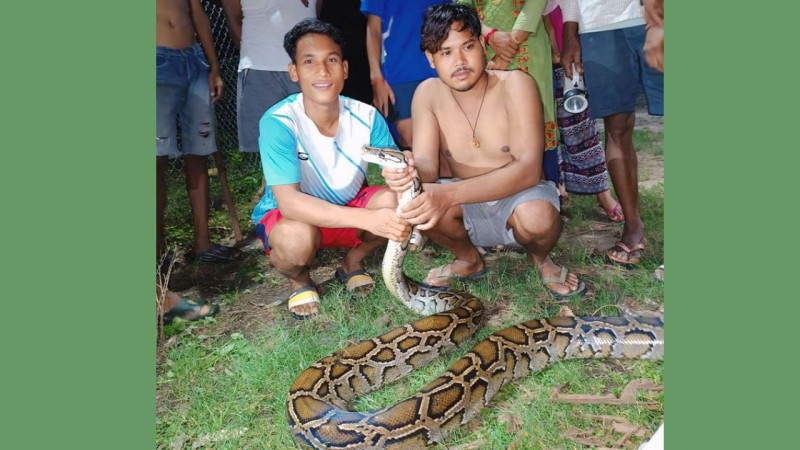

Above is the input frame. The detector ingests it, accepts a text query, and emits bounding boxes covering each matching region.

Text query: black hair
[420,3,482,54]
[283,18,347,63]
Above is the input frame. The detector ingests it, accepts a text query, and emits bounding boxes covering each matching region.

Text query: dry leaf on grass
[550,378,662,406]
[190,427,248,449]
[561,426,613,448]
[562,414,651,450]
[497,411,525,433]
[372,314,392,328]
[168,434,186,450]
[506,430,531,450]
[449,438,487,450]
[579,414,648,448]
[556,305,575,317]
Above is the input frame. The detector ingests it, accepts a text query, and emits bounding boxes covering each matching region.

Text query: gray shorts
[237,69,301,152]
[156,44,217,158]
[441,179,560,248]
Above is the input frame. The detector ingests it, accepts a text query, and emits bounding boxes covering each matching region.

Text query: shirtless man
[157,0,242,265]
[384,3,585,298]
[156,0,229,321]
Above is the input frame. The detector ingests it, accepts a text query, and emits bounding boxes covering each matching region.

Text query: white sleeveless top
[238,0,317,72]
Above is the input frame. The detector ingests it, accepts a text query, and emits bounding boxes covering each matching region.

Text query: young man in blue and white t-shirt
[252,19,410,319]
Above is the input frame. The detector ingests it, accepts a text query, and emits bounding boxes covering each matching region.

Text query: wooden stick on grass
[212,152,243,242]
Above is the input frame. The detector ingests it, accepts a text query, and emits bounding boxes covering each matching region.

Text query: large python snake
[286,147,664,449]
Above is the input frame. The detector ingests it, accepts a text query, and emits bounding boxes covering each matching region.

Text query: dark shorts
[237,69,301,152]
[156,44,217,158]
[389,79,429,121]
[580,25,664,119]
[255,185,384,254]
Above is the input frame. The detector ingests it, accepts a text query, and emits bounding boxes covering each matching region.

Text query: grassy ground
[157,130,664,449]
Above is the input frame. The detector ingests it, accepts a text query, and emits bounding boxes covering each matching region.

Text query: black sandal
[163,298,219,325]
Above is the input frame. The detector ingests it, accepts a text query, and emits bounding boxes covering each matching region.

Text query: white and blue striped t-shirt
[251,93,397,224]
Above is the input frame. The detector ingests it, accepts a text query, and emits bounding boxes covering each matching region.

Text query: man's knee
[365,187,398,209]
[604,113,635,141]
[429,204,464,231]
[269,220,319,265]
[510,200,560,237]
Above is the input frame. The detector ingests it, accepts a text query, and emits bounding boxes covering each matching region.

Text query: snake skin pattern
[285,147,664,449]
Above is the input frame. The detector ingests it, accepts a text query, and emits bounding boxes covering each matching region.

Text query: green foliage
[163,151,262,250]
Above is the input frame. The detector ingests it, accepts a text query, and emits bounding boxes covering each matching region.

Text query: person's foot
[608,228,647,265]
[602,203,625,222]
[161,290,219,324]
[423,258,485,287]
[537,259,585,297]
[287,283,320,319]
[597,191,624,222]
[189,243,242,263]
[335,267,375,298]
[654,264,664,282]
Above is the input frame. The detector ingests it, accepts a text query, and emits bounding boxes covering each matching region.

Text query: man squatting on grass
[251,19,410,320]
[383,3,586,298]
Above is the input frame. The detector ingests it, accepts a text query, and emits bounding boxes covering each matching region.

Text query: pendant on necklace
[472,136,480,148]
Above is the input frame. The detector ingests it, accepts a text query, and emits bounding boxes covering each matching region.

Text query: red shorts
[256,185,385,254]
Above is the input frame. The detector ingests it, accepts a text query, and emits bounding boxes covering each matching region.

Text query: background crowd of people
[156,0,663,322]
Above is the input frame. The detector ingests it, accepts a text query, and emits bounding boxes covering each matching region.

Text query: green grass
[163,149,262,249]
[157,135,664,449]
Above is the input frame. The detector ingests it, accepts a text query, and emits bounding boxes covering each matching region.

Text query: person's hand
[208,68,223,103]
[365,208,411,242]
[380,150,417,194]
[550,42,561,65]
[560,32,582,79]
[487,54,510,70]
[399,183,453,231]
[488,31,519,62]
[644,25,664,72]
[371,76,396,118]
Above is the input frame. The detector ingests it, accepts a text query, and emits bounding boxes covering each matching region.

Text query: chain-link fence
[166,0,262,176]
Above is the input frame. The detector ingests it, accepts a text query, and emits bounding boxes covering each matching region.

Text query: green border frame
[4,1,154,448]
[667,1,798,448]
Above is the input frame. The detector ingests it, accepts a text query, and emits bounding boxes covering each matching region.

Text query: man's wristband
[485,28,497,44]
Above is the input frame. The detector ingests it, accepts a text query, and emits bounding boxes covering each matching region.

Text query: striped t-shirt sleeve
[260,116,301,186]
[369,110,398,149]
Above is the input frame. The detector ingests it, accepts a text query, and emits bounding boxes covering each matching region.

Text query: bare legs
[395,118,412,149]
[156,153,216,258]
[184,154,215,254]
[267,188,396,316]
[423,200,582,295]
[603,111,646,260]
[509,201,582,295]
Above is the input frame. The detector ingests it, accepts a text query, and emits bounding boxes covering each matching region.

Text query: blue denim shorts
[580,25,664,119]
[388,78,429,121]
[156,44,217,158]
